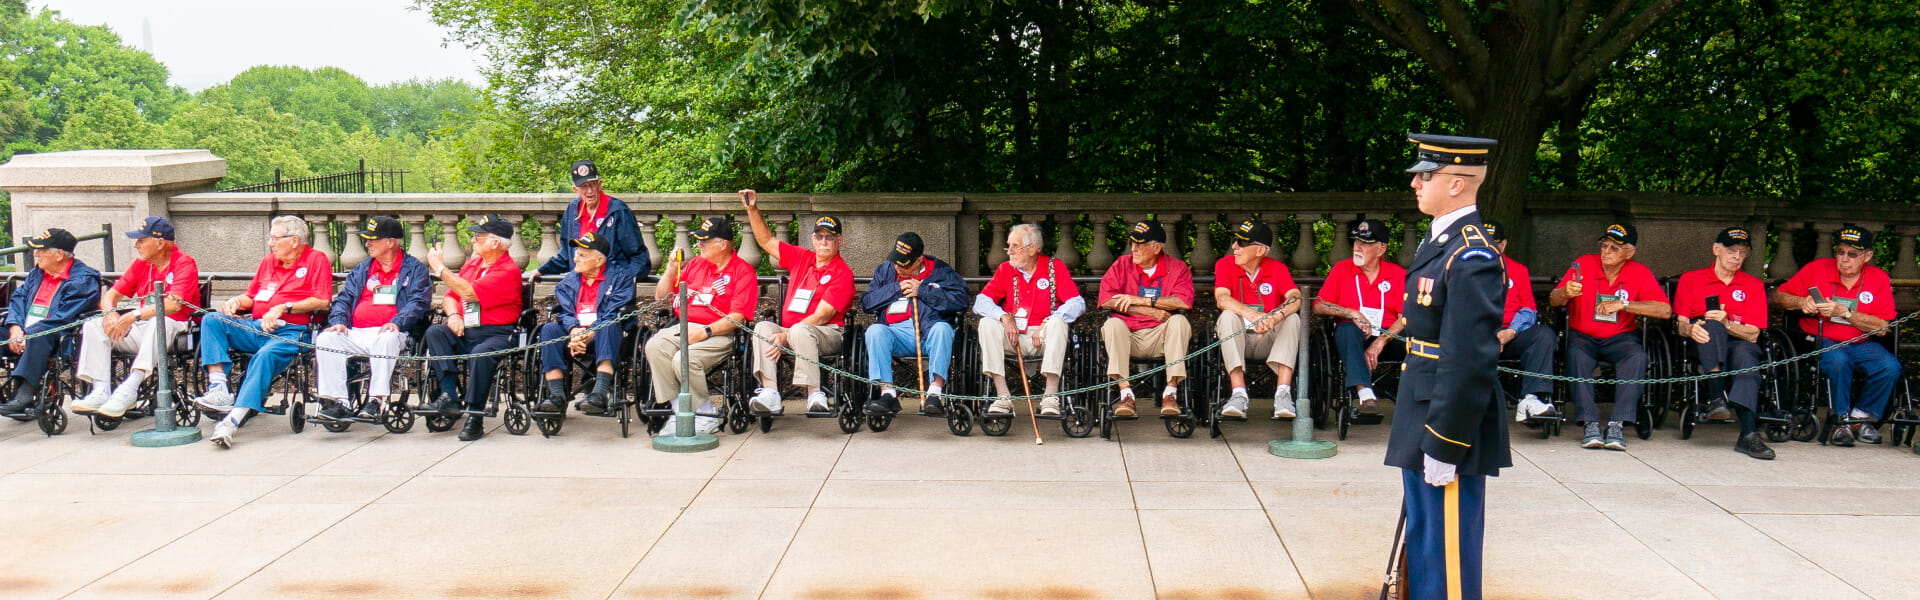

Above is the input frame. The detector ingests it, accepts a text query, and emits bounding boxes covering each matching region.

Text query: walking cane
[1380,502,1409,600]
[912,297,927,411]
[1009,326,1043,445]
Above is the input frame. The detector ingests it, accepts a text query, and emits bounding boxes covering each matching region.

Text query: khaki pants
[1215,312,1302,373]
[646,327,736,407]
[76,316,187,385]
[1101,315,1191,383]
[751,321,845,389]
[977,316,1070,378]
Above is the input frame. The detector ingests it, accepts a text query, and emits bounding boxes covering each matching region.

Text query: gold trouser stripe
[1445,481,1463,600]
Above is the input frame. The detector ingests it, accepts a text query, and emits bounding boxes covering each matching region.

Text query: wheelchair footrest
[1034,413,1066,421]
[1351,414,1385,425]
[1215,414,1249,423]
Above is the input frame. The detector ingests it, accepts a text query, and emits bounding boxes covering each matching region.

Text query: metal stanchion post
[1272,286,1335,459]
[654,280,717,452]
[132,281,200,447]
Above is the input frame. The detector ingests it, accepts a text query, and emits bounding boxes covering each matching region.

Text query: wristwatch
[700,324,712,337]
[434,266,447,277]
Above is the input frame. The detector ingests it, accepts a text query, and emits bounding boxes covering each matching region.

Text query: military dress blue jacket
[554,265,638,330]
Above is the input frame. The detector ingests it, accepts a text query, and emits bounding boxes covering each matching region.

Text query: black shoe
[1736,432,1776,460]
[425,393,462,416]
[865,394,900,415]
[1602,422,1627,451]
[0,394,35,418]
[536,394,564,414]
[458,415,485,441]
[921,395,947,417]
[577,391,609,415]
[356,400,384,421]
[1830,425,1855,447]
[1704,399,1733,421]
[317,402,353,422]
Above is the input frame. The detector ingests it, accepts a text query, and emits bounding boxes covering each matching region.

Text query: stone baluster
[534,214,560,269]
[638,214,663,275]
[1054,216,1082,272]
[1398,213,1423,267]
[308,215,338,269]
[737,212,764,270]
[1743,218,1769,279]
[1088,217,1116,272]
[670,214,692,266]
[507,215,531,269]
[439,215,467,270]
[1290,214,1319,273]
[1189,214,1216,275]
[405,214,431,264]
[772,215,795,255]
[1773,222,1800,277]
[1161,214,1183,261]
[1894,224,1920,280]
[1328,213,1356,266]
[1813,222,1835,260]
[337,213,368,269]
[986,215,1013,272]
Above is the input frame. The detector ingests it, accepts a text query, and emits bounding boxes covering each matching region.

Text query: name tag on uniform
[1141,286,1161,299]
[1360,307,1385,336]
[577,302,598,327]
[1014,307,1030,332]
[1594,294,1621,324]
[373,285,398,306]
[694,293,715,307]
[26,304,48,327]
[887,298,911,315]
[254,285,278,303]
[786,288,816,314]
[463,300,481,327]
[1831,297,1859,326]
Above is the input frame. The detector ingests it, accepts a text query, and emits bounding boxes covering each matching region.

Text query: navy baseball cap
[125,216,176,241]
[468,214,516,239]
[25,228,77,252]
[570,232,611,255]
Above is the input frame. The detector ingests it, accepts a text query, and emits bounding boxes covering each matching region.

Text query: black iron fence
[217,159,407,193]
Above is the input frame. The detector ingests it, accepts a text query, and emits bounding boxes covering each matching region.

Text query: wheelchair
[0,330,82,436]
[1308,318,1402,441]
[636,309,754,436]
[1003,316,1102,439]
[512,300,650,439]
[843,309,960,435]
[743,279,867,435]
[1548,311,1675,441]
[1199,311,1304,439]
[1769,318,1915,447]
[1666,326,1792,442]
[1093,313,1207,440]
[302,319,433,435]
[407,280,542,434]
[86,278,217,433]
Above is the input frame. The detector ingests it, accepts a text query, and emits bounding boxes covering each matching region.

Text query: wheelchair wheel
[384,402,416,433]
[868,412,893,432]
[645,413,669,436]
[92,413,123,431]
[1336,403,1351,441]
[1789,411,1819,442]
[1062,402,1094,438]
[838,406,865,434]
[173,400,200,427]
[36,384,67,436]
[1678,405,1696,440]
[982,412,1011,437]
[425,413,455,433]
[536,414,563,437]
[1889,407,1918,448]
[322,417,351,433]
[1541,418,1560,440]
[1765,422,1791,443]
[1164,414,1194,439]
[503,403,531,435]
[758,412,773,433]
[726,405,753,435]
[288,401,306,434]
[618,401,633,439]
[947,403,975,436]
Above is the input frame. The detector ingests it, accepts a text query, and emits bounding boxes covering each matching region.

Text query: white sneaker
[694,415,722,435]
[71,387,110,414]
[1222,390,1250,418]
[751,388,783,415]
[1039,397,1061,416]
[98,386,142,418]
[1516,396,1552,423]
[1272,390,1297,419]
[988,398,1014,415]
[191,387,234,412]
[208,419,237,449]
[806,391,831,412]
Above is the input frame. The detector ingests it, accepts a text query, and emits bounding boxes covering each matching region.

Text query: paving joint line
[751,429,854,600]
[1220,427,1316,599]
[605,430,752,600]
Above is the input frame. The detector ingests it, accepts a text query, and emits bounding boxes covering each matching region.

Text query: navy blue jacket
[1385,212,1512,477]
[328,254,434,332]
[538,195,649,279]
[5,260,102,334]
[553,265,638,330]
[861,256,969,324]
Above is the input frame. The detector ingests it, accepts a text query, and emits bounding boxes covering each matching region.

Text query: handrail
[0,224,115,272]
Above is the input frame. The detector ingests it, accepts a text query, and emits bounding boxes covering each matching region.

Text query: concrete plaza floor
[0,407,1915,600]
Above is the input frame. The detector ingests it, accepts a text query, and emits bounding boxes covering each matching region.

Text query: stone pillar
[670,214,691,265]
[405,215,431,265]
[1161,214,1183,261]
[1814,222,1837,259]
[0,150,227,272]
[1190,214,1216,276]
[1088,217,1116,273]
[1894,225,1920,280]
[507,215,530,269]
[337,214,368,269]
[1054,216,1082,272]
[1328,214,1355,266]
[773,215,794,253]
[956,214,984,276]
[534,214,561,269]
[637,214,662,276]
[1773,222,1800,278]
[985,215,1013,272]
[1291,214,1319,273]
[1398,213,1422,267]
[1744,218,1769,279]
[309,215,339,269]
[438,215,467,270]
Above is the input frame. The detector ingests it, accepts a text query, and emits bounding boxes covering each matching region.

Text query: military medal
[1416,277,1435,306]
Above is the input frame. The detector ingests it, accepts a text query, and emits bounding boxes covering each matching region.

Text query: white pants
[315,327,406,401]
[76,317,187,385]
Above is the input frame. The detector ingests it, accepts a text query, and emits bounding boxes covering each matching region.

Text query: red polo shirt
[776,242,854,327]
[575,269,604,318]
[350,256,404,328]
[884,259,938,325]
[245,247,334,325]
[1319,259,1406,330]
[1554,254,1667,339]
[1212,255,1297,314]
[1097,253,1195,331]
[576,196,608,236]
[982,256,1078,329]
[446,253,524,326]
[1502,256,1535,328]
[112,252,201,322]
[1781,258,1895,342]
[677,254,759,326]
[1674,267,1768,330]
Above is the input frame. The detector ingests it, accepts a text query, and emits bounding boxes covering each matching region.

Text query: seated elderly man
[192,216,335,449]
[1212,220,1305,420]
[741,189,856,415]
[72,217,200,419]
[1098,220,1195,417]
[648,217,758,434]
[1675,227,1772,459]
[535,233,637,415]
[860,232,969,417]
[1482,220,1560,423]
[1774,224,1900,447]
[1312,219,1406,415]
[0,229,102,418]
[313,217,433,423]
[974,223,1084,417]
[1550,222,1671,451]
[422,214,527,442]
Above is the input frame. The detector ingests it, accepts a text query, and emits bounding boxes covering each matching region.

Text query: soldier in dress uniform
[1384,133,1510,600]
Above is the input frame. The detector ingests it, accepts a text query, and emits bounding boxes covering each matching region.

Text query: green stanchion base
[652,433,719,453]
[130,427,202,447]
[1270,439,1337,459]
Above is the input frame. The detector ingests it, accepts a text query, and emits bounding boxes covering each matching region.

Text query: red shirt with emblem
[112,252,201,322]
[1211,255,1297,314]
[1554,254,1668,339]
[676,254,759,326]
[1781,258,1895,342]
[1501,256,1535,328]
[1097,253,1196,331]
[1674,267,1768,330]
[446,253,524,326]
[1319,259,1406,330]
[776,242,854,327]
[245,247,334,325]
[576,197,608,236]
[350,256,405,328]
[982,256,1078,328]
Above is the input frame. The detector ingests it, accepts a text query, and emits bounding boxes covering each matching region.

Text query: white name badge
[1360,306,1385,336]
[253,285,278,303]
[786,288,816,314]
[463,300,481,327]
[373,285,398,306]
[694,293,715,307]
[887,298,911,315]
[1141,286,1161,299]
[577,311,597,327]
[1014,307,1030,332]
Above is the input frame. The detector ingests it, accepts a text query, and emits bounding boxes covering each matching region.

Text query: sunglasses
[1417,171,1477,182]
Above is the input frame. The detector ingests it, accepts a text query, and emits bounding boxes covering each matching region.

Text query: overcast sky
[34,0,486,91]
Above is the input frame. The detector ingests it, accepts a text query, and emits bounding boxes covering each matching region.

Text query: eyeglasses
[811,233,841,242]
[1004,244,1035,253]
[1837,248,1870,259]
[270,234,298,242]
[1417,171,1477,182]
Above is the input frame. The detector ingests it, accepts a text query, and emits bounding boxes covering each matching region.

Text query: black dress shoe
[865,394,900,415]
[458,415,485,441]
[0,396,35,418]
[356,401,384,420]
[920,395,946,416]
[1703,399,1733,421]
[425,394,462,416]
[576,392,608,415]
[1735,432,1775,460]
[317,403,353,422]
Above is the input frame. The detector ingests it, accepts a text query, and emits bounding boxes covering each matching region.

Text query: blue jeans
[864,319,953,385]
[1333,322,1401,389]
[198,316,308,411]
[1818,337,1901,419]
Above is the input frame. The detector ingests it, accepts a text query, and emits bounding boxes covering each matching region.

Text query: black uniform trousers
[2,335,65,387]
[1402,469,1486,600]
[424,324,516,412]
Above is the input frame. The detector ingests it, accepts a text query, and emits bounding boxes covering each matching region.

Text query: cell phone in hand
[1807,287,1828,306]
[1706,296,1721,312]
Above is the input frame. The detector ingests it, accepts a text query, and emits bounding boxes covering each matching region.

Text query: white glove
[1423,454,1457,487]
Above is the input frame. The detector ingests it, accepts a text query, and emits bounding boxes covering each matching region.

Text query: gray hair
[1008,223,1043,248]
[270,215,311,245]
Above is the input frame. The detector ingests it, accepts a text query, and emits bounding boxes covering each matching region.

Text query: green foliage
[3,10,184,154]
[47,94,158,150]
[201,65,374,133]
[370,78,480,138]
